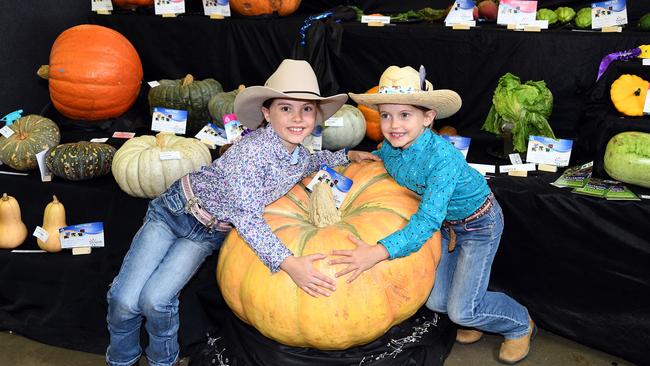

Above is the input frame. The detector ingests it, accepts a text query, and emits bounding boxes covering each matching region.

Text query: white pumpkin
[322,104,367,151]
[112,133,212,198]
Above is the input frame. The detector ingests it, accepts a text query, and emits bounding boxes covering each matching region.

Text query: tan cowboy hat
[234,59,348,129]
[349,65,462,119]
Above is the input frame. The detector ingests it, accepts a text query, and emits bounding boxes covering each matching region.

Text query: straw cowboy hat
[349,65,462,119]
[234,59,348,129]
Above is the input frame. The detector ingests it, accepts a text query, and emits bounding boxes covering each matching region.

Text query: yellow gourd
[37,195,67,252]
[0,193,28,249]
[610,74,649,117]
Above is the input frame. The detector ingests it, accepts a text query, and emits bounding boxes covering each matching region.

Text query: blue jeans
[106,181,228,366]
[425,195,531,339]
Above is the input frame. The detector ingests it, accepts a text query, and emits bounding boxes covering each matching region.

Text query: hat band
[280,90,322,97]
[378,86,423,94]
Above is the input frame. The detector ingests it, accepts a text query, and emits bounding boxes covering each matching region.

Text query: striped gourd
[45,142,116,181]
[0,115,60,171]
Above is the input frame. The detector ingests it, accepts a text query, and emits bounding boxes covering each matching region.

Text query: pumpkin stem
[52,195,59,203]
[308,183,341,228]
[1,193,7,201]
[182,74,194,86]
[155,133,167,148]
[37,65,50,80]
[237,84,246,92]
[634,88,641,96]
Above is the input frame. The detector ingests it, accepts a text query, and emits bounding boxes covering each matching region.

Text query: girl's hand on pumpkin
[280,254,336,297]
[329,235,389,283]
[347,150,381,163]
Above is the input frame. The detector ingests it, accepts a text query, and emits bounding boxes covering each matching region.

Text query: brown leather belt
[443,194,493,252]
[180,175,232,232]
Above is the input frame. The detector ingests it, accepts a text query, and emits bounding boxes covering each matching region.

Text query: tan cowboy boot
[456,329,483,344]
[498,318,536,364]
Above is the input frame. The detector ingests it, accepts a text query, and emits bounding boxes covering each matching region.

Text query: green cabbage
[481,73,555,152]
[555,7,576,23]
[575,7,592,29]
[536,8,557,25]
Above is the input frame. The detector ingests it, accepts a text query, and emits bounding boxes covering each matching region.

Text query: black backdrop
[2,1,650,366]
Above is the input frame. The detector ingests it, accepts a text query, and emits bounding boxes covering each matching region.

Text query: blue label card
[154,0,185,14]
[302,125,323,152]
[497,0,538,25]
[60,222,105,249]
[592,0,627,28]
[441,135,471,159]
[195,123,229,147]
[306,164,354,208]
[203,0,231,16]
[526,136,573,167]
[445,0,475,25]
[152,107,188,135]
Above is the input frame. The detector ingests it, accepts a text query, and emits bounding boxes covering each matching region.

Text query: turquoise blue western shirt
[374,129,490,259]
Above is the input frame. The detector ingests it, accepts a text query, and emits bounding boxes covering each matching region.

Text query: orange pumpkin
[112,0,153,9]
[229,0,302,16]
[217,161,441,350]
[37,25,143,121]
[358,86,383,142]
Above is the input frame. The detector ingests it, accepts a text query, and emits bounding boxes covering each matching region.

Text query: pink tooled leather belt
[180,175,232,232]
[443,194,494,252]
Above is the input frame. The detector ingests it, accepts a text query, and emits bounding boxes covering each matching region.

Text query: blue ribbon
[597,48,641,82]
[299,11,334,46]
[1,109,23,126]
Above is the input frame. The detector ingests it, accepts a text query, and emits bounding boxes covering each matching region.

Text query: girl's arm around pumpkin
[305,149,379,176]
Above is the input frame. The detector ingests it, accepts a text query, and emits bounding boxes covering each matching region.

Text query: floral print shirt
[188,126,348,272]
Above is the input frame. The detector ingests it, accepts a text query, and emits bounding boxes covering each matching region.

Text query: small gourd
[610,74,649,117]
[0,193,28,249]
[37,196,67,253]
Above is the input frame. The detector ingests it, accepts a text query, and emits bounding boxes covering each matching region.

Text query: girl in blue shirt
[331,65,535,364]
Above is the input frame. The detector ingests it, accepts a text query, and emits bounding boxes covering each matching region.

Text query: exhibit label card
[497,0,537,25]
[591,0,627,29]
[526,136,573,167]
[306,164,353,208]
[195,123,228,147]
[441,135,471,158]
[361,15,391,24]
[445,0,475,25]
[152,107,188,135]
[155,0,185,15]
[203,0,231,16]
[60,222,105,249]
[91,0,113,11]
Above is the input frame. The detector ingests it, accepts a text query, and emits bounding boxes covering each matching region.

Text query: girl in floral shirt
[106,59,378,366]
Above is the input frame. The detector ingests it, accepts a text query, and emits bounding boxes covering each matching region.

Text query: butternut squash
[0,193,28,249]
[37,195,67,252]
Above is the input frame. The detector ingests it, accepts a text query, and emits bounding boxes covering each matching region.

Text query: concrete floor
[0,328,635,366]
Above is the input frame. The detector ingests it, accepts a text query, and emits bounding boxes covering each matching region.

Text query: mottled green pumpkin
[148,74,223,135]
[0,115,60,171]
[45,142,116,181]
[208,85,245,128]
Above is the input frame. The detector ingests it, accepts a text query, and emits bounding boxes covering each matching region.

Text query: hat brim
[234,86,348,130]
[349,90,462,119]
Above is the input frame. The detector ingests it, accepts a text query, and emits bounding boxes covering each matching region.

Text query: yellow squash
[0,193,28,249]
[217,162,442,350]
[37,195,67,252]
[610,74,649,117]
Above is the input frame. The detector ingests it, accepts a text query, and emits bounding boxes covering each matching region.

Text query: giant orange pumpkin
[357,86,383,142]
[230,0,301,16]
[217,161,441,350]
[37,25,143,121]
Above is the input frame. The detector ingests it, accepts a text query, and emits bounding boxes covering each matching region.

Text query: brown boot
[456,329,483,344]
[498,318,536,364]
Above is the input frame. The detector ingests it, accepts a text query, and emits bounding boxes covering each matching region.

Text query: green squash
[148,74,223,135]
[322,104,366,151]
[208,85,245,128]
[604,132,650,188]
[0,115,60,171]
[45,141,116,181]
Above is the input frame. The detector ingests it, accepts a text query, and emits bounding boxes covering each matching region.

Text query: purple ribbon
[597,48,641,82]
